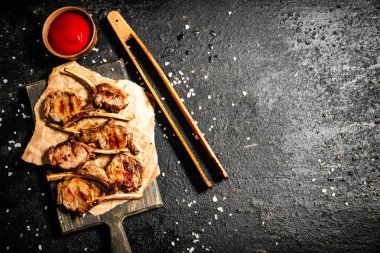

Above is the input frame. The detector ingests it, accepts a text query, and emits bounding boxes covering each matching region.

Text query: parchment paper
[22,61,160,215]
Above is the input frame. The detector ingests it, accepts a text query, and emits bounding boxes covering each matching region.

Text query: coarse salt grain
[217,207,223,212]
[171,242,175,246]
[207,95,211,99]
[3,79,8,84]
[165,62,170,66]
[322,189,327,193]
[168,72,173,78]
[8,172,13,177]
[332,192,336,197]
[228,11,232,15]
[38,245,42,250]
[242,91,247,96]
[185,25,190,30]
[212,196,217,202]
[179,70,184,75]
[215,214,218,220]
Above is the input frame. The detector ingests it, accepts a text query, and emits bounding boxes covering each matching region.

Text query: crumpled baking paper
[22,61,160,215]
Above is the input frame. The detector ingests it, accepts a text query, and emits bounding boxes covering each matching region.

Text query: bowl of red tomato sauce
[42,6,97,60]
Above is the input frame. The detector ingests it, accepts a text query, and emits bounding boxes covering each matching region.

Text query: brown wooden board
[25,59,163,253]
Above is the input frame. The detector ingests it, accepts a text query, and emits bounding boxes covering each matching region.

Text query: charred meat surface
[76,164,111,189]
[57,177,101,214]
[94,83,128,113]
[78,119,139,154]
[48,139,96,170]
[47,154,144,193]
[56,177,143,215]
[107,154,143,192]
[44,91,83,123]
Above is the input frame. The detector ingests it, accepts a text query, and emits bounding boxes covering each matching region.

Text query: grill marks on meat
[78,119,139,154]
[107,154,143,192]
[64,68,128,113]
[56,177,143,215]
[57,178,100,214]
[48,154,144,193]
[48,139,96,170]
[44,91,83,123]
[94,83,128,113]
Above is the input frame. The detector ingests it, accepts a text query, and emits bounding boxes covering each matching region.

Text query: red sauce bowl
[42,6,97,60]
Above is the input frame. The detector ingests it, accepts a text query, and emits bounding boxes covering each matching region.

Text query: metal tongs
[107,11,228,188]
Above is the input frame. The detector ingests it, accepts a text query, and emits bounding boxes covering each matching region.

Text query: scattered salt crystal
[215,214,218,220]
[179,70,184,75]
[322,189,327,193]
[6,246,10,251]
[228,11,232,15]
[212,196,217,202]
[233,57,237,61]
[6,209,9,213]
[229,213,233,216]
[28,188,31,191]
[194,134,199,140]
[204,75,208,79]
[91,60,96,64]
[187,92,192,98]
[185,25,190,30]
[331,192,336,197]
[171,242,175,246]
[177,161,181,164]
[3,79,8,84]
[8,172,13,177]
[213,117,216,121]
[217,207,223,212]
[208,221,211,225]
[242,91,247,96]
[161,97,165,101]
[207,95,211,99]
[330,186,335,190]
[345,202,348,206]
[275,242,279,246]
[103,59,108,63]
[38,245,42,250]
[84,248,88,251]
[168,72,173,78]
[193,239,199,243]
[246,137,250,140]
[189,247,194,252]
[44,206,48,210]
[311,178,316,182]
[164,62,170,66]
[232,103,235,106]
[14,143,21,148]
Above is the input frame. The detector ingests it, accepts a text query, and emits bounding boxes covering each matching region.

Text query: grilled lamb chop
[44,91,83,123]
[107,154,143,192]
[57,177,142,215]
[64,68,128,113]
[78,119,139,154]
[47,154,144,193]
[44,91,131,127]
[48,120,139,154]
[48,139,130,170]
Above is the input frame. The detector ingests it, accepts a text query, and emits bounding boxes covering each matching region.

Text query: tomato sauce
[48,12,92,55]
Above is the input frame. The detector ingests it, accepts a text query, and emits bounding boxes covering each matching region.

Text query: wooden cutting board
[25,59,163,253]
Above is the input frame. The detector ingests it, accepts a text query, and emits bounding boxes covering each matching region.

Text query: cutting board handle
[108,218,132,253]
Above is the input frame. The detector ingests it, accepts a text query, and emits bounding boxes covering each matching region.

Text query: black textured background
[1,0,380,252]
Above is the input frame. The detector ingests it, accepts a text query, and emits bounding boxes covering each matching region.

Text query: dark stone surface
[1,0,380,252]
